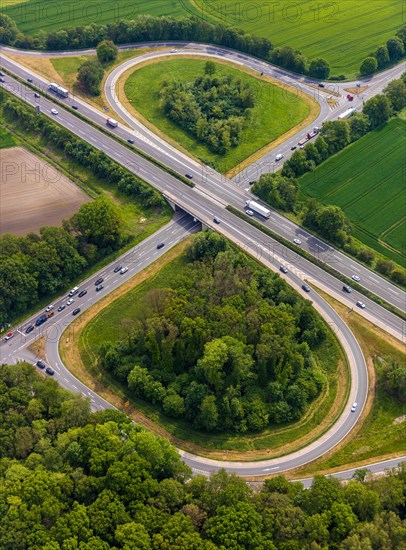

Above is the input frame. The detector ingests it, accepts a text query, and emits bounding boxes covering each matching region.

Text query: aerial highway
[0,67,403,341]
[1,44,404,314]
[0,45,404,479]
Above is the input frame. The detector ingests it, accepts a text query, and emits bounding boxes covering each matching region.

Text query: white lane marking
[263,467,280,471]
[72,384,78,390]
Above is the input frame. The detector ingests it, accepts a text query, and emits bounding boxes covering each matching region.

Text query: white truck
[245,200,271,219]
[48,82,69,98]
[338,108,356,120]
[106,117,118,128]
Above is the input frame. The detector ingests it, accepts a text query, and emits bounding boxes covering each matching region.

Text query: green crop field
[193,0,401,76]
[2,1,401,76]
[1,0,197,35]
[299,118,406,266]
[0,126,16,149]
[124,58,313,172]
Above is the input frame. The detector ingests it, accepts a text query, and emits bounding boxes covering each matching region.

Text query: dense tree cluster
[0,13,327,77]
[360,25,406,75]
[77,59,105,96]
[160,69,255,154]
[96,40,119,63]
[98,232,331,433]
[0,197,123,324]
[0,363,405,549]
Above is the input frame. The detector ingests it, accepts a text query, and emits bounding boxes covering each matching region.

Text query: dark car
[318,83,325,88]
[72,308,81,315]
[27,78,33,83]
[302,284,311,293]
[114,265,122,273]
[127,138,134,144]
[291,146,297,151]
[249,180,256,185]
[25,325,34,334]
[342,285,352,293]
[35,316,46,326]
[58,304,66,312]
[279,266,288,274]
[157,243,165,249]
[185,173,193,179]
[0,77,5,83]
[95,277,104,286]
[36,360,46,369]
[96,285,104,292]
[45,366,55,376]
[71,105,78,110]
[78,290,88,298]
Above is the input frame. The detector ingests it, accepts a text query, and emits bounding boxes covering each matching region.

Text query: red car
[4,331,13,341]
[347,94,354,101]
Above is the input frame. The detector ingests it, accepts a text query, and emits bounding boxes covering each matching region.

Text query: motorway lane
[1,50,405,313]
[0,214,199,370]
[0,72,404,340]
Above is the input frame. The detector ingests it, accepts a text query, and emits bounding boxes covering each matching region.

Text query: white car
[352,275,361,282]
[356,301,366,309]
[120,267,128,274]
[293,238,302,245]
[170,49,177,53]
[351,402,358,412]
[51,108,58,115]
[246,209,254,216]
[67,298,74,306]
[46,304,54,312]
[275,154,284,161]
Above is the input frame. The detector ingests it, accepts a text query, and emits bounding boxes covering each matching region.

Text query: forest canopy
[159,66,256,154]
[0,363,405,550]
[97,231,336,434]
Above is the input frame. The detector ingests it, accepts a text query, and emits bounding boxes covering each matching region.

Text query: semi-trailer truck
[48,83,69,98]
[106,118,118,128]
[245,200,271,218]
[338,107,356,120]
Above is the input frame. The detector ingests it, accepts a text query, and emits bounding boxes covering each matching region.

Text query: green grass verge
[0,126,16,148]
[299,118,406,266]
[295,292,406,474]
[124,58,312,173]
[227,205,406,321]
[192,0,402,77]
[78,242,348,456]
